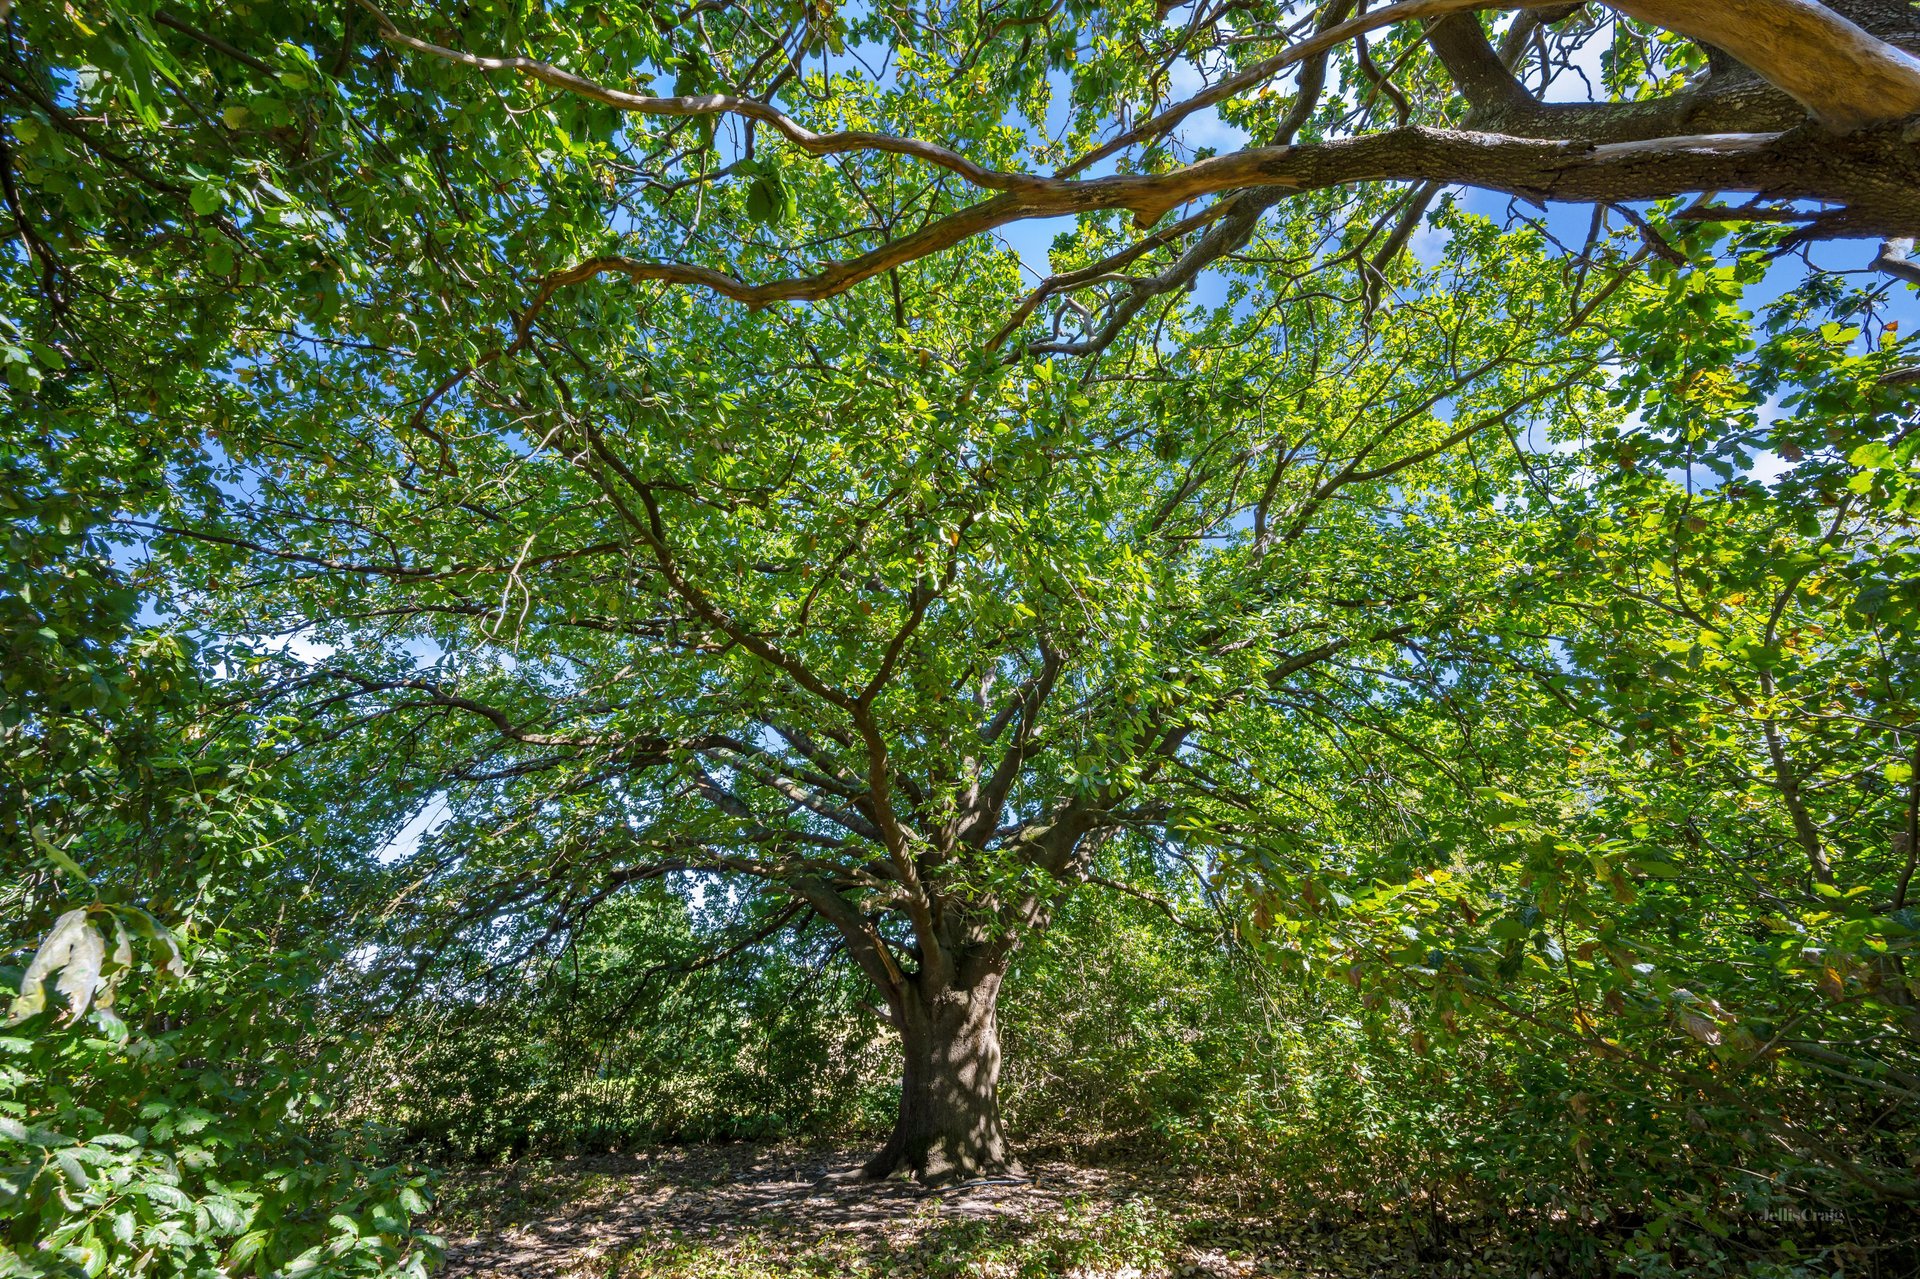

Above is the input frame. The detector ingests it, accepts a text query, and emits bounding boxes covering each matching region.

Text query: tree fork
[1606,0,1920,131]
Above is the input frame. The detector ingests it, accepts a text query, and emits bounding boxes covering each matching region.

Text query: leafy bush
[356,890,894,1159]
[1,465,438,1278]
[1002,887,1918,1276]
[2,934,439,1279]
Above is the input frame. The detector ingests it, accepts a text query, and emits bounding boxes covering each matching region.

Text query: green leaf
[744,172,792,226]
[229,1230,271,1268]
[136,1181,194,1210]
[204,1195,249,1234]
[10,909,105,1024]
[30,824,87,884]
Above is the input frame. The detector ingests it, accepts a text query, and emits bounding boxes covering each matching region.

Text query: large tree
[5,0,1917,1186]
[158,221,1607,1181]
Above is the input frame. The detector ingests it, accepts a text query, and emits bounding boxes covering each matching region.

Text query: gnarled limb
[1424,12,1806,142]
[513,123,1920,325]
[1607,0,1920,130]
[372,0,1920,347]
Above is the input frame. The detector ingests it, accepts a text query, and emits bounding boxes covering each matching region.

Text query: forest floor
[430,1143,1520,1278]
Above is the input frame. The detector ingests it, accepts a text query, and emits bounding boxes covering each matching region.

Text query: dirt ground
[430,1143,1525,1279]
[433,1136,1328,1275]
[438,1144,1192,1276]
[430,1142,1917,1278]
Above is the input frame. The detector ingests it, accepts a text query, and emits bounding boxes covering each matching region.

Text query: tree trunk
[864,971,1019,1185]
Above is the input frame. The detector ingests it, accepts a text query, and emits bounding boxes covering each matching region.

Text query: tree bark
[864,970,1018,1185]
[1606,0,1920,131]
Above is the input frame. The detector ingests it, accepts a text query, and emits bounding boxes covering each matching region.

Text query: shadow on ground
[434,1143,1920,1278]
[439,1143,1184,1276]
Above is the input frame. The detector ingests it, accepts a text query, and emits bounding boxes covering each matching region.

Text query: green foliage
[363,891,891,1159]
[1199,216,1920,1267]
[0,508,440,1277]
[2,131,437,1278]
[1000,892,1256,1149]
[609,1197,1181,1279]
[2,940,439,1279]
[5,0,1920,1272]
[1015,892,1916,1274]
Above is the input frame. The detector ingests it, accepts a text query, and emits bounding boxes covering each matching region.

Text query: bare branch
[1875,237,1920,286]
[1426,14,1538,117]
[360,0,1045,193]
[321,669,649,750]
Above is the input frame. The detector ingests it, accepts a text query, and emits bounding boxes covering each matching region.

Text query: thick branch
[707,744,886,842]
[518,123,1920,324]
[1425,14,1536,118]
[1063,0,1576,176]
[1875,237,1920,287]
[1607,0,1920,131]
[789,874,908,999]
[960,647,1065,847]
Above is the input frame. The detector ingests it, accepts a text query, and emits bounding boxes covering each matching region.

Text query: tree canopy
[5,0,1920,1271]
